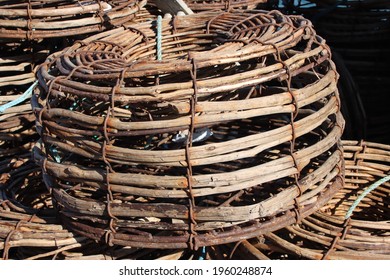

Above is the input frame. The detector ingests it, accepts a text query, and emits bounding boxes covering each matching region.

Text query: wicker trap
[246,140,390,260]
[32,10,344,249]
[0,0,146,40]
[0,154,81,260]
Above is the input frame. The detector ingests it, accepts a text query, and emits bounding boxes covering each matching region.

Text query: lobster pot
[246,140,390,260]
[0,155,77,260]
[0,0,147,40]
[0,156,92,260]
[32,10,344,249]
[1,1,148,158]
[0,42,40,88]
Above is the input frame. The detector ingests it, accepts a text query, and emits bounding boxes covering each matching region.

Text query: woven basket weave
[0,0,146,40]
[32,10,345,249]
[0,155,80,260]
[1,1,149,160]
[247,140,390,260]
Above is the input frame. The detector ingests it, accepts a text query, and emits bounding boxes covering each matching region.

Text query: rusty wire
[0,0,147,40]
[244,140,390,260]
[32,10,344,249]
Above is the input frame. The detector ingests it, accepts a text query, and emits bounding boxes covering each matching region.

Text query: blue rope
[198,246,206,260]
[156,15,162,61]
[345,174,390,219]
[0,80,38,114]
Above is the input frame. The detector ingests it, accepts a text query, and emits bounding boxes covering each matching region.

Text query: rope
[0,80,38,113]
[345,174,390,219]
[156,15,162,61]
[198,246,207,260]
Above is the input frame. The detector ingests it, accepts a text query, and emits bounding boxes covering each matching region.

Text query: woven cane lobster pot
[0,0,146,40]
[0,155,84,260]
[32,10,344,249]
[246,140,390,260]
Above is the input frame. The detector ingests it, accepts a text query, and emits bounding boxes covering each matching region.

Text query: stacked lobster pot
[32,10,345,250]
[241,140,390,260]
[0,153,79,260]
[0,0,151,260]
[0,0,147,40]
[0,0,147,161]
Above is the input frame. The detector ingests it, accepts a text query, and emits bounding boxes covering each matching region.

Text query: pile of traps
[0,0,147,39]
[32,10,344,250]
[1,4,388,260]
[0,0,148,187]
[240,140,390,260]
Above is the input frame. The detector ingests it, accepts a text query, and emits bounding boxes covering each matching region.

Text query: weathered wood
[0,0,147,39]
[240,240,271,260]
[32,10,344,250]
[252,140,390,260]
